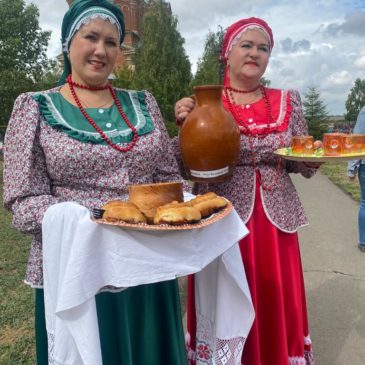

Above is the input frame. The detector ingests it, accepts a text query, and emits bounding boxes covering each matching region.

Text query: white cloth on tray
[42,200,254,365]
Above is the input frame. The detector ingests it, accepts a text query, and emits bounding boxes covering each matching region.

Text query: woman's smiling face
[69,17,120,86]
[227,29,271,86]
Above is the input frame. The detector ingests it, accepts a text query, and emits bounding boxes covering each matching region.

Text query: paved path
[292,171,365,365]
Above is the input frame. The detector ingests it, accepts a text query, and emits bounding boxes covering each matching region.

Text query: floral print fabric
[3,87,186,287]
[173,89,317,233]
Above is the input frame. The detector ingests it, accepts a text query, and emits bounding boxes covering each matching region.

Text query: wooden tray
[91,201,233,231]
[274,148,365,162]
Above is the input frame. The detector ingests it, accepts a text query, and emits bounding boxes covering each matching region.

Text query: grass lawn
[320,161,361,202]
[0,159,360,363]
[0,161,35,365]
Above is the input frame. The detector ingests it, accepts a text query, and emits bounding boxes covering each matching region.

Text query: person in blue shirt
[347,106,365,252]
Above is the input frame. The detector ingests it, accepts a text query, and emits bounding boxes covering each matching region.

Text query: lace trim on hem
[187,312,247,365]
[289,356,306,365]
[304,350,315,365]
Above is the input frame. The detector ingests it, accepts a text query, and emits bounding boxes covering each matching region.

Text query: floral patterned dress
[181,88,316,365]
[3,87,188,365]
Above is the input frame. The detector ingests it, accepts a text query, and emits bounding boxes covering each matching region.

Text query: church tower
[114,0,145,68]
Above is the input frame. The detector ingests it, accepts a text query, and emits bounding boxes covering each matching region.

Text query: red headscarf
[221,17,274,86]
[222,17,274,62]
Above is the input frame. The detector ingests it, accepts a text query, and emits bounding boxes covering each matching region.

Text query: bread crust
[153,202,201,225]
[102,201,147,224]
[187,193,228,218]
[128,182,183,223]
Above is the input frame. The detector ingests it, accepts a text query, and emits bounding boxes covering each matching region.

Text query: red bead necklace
[224,85,274,134]
[225,84,261,94]
[224,84,284,191]
[66,75,138,153]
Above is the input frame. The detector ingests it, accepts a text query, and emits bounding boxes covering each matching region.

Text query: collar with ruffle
[32,89,155,144]
[222,88,292,135]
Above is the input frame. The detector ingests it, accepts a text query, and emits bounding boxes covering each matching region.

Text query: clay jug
[179,85,240,183]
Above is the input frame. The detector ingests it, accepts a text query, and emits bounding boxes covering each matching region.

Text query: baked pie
[102,200,147,224]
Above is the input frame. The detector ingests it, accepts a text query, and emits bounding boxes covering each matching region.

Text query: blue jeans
[358,164,365,246]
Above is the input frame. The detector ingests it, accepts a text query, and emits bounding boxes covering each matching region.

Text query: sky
[27,0,365,116]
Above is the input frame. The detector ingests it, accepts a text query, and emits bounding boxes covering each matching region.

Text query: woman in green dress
[3,0,188,363]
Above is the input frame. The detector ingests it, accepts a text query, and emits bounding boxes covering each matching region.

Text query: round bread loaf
[128,182,184,223]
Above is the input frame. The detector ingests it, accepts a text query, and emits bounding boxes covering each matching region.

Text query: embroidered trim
[193,312,247,365]
[196,341,212,364]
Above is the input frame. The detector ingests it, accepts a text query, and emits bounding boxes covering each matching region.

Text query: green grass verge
[0,161,35,365]
[320,161,361,202]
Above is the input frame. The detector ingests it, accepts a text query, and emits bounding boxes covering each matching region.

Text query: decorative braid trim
[304,350,316,365]
[189,312,247,365]
[215,337,246,365]
[288,350,315,365]
[47,331,56,365]
[289,356,306,365]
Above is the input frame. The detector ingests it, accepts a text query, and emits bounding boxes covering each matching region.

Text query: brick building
[66,0,143,68]
[66,0,171,69]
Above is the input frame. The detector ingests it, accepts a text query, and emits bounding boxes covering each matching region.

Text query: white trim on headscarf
[62,7,122,52]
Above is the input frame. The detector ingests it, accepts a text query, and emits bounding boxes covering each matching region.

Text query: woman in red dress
[175,17,319,365]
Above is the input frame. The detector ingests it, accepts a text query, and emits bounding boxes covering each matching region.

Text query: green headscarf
[57,0,125,86]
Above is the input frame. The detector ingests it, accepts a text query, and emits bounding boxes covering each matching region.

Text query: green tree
[0,0,52,127]
[193,27,224,86]
[302,85,329,140]
[113,65,136,90]
[133,0,191,136]
[192,27,271,88]
[33,62,62,91]
[345,78,365,122]
[260,77,271,87]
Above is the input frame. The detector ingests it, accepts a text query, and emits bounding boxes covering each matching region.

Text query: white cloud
[326,70,353,85]
[30,0,365,115]
[25,0,68,59]
[354,54,365,69]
